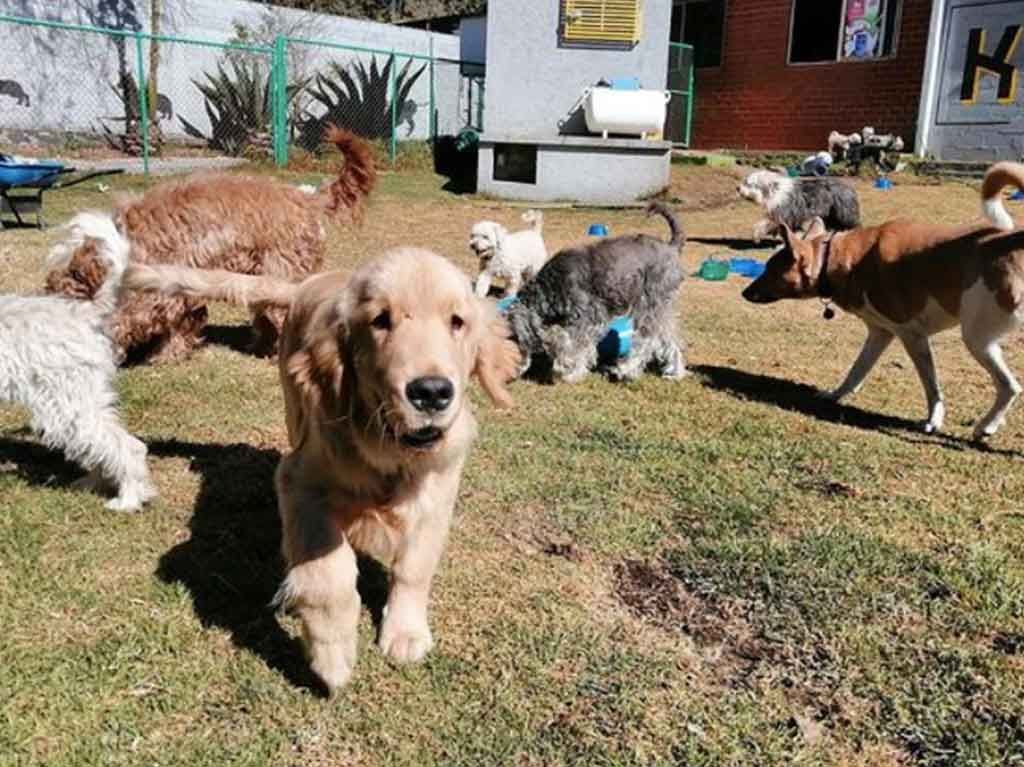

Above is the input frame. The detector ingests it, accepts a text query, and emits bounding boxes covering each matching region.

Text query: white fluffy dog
[470,209,548,297]
[0,213,156,511]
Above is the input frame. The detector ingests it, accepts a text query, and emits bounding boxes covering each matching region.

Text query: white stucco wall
[0,0,464,144]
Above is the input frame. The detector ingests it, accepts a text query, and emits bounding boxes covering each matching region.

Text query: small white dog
[469,209,548,297]
[0,213,156,511]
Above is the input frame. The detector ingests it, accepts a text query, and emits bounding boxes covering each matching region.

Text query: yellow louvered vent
[563,0,643,45]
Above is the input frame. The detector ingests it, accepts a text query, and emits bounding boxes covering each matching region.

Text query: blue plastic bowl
[597,316,634,360]
[875,178,893,191]
[0,159,65,189]
[729,258,766,278]
[588,224,609,237]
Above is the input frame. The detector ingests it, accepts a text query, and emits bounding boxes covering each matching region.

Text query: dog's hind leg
[821,326,894,402]
[961,284,1022,439]
[547,326,598,383]
[32,379,155,511]
[275,462,361,694]
[899,332,945,434]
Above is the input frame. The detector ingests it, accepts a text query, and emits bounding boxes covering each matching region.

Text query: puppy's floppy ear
[780,224,797,249]
[285,301,349,414]
[471,298,520,409]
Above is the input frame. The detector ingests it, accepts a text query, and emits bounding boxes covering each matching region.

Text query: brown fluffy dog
[124,248,520,692]
[45,127,376,363]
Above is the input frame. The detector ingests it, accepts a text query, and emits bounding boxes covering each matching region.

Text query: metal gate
[666,42,695,146]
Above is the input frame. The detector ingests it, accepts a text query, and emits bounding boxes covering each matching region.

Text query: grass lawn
[1,160,1023,766]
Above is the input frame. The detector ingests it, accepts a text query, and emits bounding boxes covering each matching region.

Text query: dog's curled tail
[982,161,1024,231]
[47,212,130,317]
[322,125,377,222]
[646,201,685,250]
[124,264,300,309]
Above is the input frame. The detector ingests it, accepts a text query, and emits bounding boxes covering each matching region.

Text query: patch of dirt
[500,527,587,563]
[613,559,767,683]
[667,163,750,212]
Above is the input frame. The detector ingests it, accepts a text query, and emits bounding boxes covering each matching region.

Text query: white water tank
[583,87,670,138]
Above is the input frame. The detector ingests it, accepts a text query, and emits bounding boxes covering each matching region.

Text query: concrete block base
[476,135,672,205]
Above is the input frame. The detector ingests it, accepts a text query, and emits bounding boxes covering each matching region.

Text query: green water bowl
[698,259,730,281]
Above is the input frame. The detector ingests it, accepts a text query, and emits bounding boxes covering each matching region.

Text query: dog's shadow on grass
[694,365,1024,458]
[147,438,392,696]
[201,324,274,359]
[0,432,387,696]
[0,430,82,488]
[687,236,778,252]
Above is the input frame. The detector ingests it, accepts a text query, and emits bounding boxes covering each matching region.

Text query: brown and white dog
[124,248,520,692]
[743,162,1024,439]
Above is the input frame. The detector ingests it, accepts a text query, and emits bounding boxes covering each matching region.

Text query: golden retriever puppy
[126,248,520,692]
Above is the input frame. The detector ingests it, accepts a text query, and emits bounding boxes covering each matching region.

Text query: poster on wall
[936,0,1023,126]
[842,0,887,59]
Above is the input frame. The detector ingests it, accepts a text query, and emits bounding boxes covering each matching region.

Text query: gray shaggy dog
[506,202,687,384]
[738,169,861,242]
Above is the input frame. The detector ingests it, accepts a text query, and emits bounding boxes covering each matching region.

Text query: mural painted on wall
[297,55,427,151]
[937,1,1024,125]
[0,0,460,151]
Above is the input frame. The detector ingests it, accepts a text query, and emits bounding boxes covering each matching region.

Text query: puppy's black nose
[406,376,454,412]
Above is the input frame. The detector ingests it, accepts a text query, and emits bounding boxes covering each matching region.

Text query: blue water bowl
[729,258,766,279]
[875,177,893,191]
[588,224,609,237]
[597,316,634,360]
[1010,190,1024,201]
[496,295,520,313]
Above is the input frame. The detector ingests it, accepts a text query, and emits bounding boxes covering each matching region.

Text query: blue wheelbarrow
[0,156,125,229]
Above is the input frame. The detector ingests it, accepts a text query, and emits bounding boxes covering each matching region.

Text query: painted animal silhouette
[0,79,30,107]
[156,93,173,122]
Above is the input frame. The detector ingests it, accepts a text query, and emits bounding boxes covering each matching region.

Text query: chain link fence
[0,13,483,174]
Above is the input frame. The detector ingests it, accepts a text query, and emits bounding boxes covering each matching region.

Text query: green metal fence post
[389,50,398,166]
[428,37,436,142]
[134,31,150,176]
[273,35,288,167]
[685,46,695,148]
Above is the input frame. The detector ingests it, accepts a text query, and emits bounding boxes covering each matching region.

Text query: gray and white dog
[738,169,861,242]
[505,202,687,384]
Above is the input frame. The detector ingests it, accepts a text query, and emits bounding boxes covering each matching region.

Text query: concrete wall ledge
[479,134,672,152]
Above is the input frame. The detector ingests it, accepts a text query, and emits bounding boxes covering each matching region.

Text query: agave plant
[181,58,304,156]
[297,55,427,152]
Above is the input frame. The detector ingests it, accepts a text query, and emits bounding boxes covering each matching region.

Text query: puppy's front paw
[379,615,433,664]
[309,642,356,695]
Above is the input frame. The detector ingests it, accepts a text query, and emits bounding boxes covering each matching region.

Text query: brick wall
[691,0,932,151]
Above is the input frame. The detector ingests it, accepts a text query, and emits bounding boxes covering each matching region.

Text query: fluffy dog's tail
[321,125,377,222]
[646,202,685,250]
[124,263,300,309]
[521,209,543,232]
[982,161,1024,231]
[47,212,130,317]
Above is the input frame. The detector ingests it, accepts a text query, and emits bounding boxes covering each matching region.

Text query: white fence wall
[0,0,466,146]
